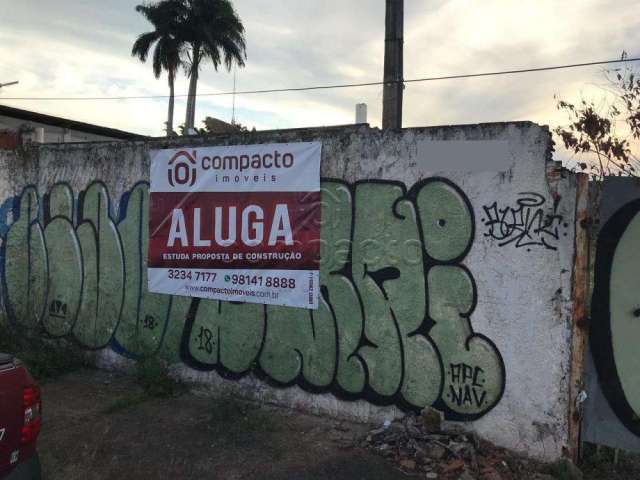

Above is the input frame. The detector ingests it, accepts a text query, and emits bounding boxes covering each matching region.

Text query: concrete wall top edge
[14,120,549,152]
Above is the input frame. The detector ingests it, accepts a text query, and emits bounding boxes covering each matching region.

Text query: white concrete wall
[0,123,577,459]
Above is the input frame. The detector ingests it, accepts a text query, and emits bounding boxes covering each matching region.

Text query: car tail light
[20,385,41,445]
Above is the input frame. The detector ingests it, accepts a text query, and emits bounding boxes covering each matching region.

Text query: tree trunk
[185,45,200,131]
[166,71,175,136]
[187,70,198,130]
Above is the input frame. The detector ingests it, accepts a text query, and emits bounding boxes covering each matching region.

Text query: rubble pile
[360,409,560,480]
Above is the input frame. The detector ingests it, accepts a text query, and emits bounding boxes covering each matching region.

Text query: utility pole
[382,0,404,130]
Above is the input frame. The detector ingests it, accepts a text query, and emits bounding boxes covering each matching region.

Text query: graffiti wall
[583,177,640,451]
[0,123,578,459]
[2,178,505,419]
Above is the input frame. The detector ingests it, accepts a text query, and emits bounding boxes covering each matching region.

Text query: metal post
[382,0,403,130]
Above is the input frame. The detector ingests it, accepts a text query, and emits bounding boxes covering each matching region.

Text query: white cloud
[0,0,638,158]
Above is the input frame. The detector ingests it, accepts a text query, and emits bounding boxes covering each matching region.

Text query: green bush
[0,324,88,381]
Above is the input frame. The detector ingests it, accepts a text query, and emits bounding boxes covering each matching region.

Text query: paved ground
[37,370,409,480]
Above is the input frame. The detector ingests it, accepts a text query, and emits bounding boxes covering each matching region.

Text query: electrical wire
[1,57,639,102]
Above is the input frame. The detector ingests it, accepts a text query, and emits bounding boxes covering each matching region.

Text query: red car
[0,353,41,480]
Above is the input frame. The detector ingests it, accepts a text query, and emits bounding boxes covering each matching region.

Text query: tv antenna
[0,81,19,89]
[231,67,237,125]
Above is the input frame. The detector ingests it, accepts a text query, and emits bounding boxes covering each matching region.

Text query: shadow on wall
[1,179,505,421]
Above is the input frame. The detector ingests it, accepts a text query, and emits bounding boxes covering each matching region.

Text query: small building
[0,104,146,147]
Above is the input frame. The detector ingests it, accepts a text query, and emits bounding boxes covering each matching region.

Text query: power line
[2,57,639,102]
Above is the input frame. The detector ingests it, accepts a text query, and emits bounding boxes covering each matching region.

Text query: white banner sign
[148,142,321,309]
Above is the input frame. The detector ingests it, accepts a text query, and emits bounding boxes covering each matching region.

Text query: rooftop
[0,104,148,141]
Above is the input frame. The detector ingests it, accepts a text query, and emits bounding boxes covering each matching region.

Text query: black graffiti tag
[143,315,158,330]
[481,192,566,250]
[447,363,488,409]
[196,326,214,355]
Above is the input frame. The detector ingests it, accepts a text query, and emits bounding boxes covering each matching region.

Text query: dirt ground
[37,369,410,480]
[36,369,640,480]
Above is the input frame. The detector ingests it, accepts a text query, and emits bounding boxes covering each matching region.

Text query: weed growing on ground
[18,341,87,381]
[0,323,88,381]
[136,357,185,397]
[580,443,640,480]
[103,357,185,414]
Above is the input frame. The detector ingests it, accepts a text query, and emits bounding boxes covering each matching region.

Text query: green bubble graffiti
[415,180,504,418]
[352,181,441,406]
[1,178,505,419]
[188,299,265,373]
[4,187,47,330]
[43,183,82,337]
[74,182,125,349]
[116,183,172,356]
[318,182,366,395]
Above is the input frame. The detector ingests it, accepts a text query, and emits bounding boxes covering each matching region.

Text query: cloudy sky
[1,0,639,149]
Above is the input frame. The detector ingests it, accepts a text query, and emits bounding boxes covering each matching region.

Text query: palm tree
[180,0,247,131]
[132,1,185,135]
